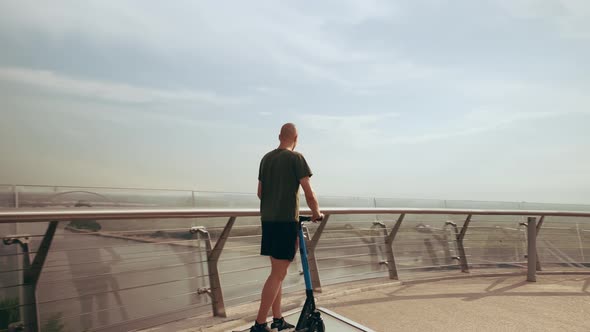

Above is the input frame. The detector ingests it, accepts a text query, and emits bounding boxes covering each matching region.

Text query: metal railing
[1,207,590,332]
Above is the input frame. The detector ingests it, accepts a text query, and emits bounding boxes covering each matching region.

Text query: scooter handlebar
[299,215,323,223]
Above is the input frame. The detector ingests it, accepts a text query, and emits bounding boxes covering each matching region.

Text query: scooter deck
[231,307,375,332]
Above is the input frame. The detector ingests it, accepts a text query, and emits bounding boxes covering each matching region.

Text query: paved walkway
[141,273,590,332]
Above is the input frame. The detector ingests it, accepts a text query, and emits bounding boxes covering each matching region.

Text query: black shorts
[260,221,299,261]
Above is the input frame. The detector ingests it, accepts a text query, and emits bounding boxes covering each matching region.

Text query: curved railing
[0,207,589,332]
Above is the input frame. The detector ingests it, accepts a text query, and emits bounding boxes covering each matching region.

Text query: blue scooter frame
[295,216,325,332]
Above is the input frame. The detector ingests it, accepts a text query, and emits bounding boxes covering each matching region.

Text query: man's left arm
[257,159,264,200]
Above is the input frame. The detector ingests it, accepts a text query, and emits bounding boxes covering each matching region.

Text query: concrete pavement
[140,273,590,332]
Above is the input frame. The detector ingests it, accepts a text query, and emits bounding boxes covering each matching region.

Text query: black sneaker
[271,317,295,331]
[250,321,271,332]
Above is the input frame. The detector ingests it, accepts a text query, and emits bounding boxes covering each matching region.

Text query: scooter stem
[298,224,313,291]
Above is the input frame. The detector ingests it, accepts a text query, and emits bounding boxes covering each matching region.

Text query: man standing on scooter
[251,123,324,332]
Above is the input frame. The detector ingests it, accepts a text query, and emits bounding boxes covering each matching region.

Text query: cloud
[300,112,400,128]
[0,66,244,106]
[387,110,574,144]
[0,1,421,94]
[1,0,589,204]
[297,109,578,147]
[0,1,394,56]
[298,81,590,147]
[0,1,179,50]
[497,0,590,38]
[298,112,400,148]
[273,52,439,93]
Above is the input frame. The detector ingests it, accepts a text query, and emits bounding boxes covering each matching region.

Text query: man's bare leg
[272,281,283,319]
[272,235,297,320]
[256,258,290,324]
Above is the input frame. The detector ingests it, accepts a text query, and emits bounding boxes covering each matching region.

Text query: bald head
[278,123,298,150]
[280,123,297,140]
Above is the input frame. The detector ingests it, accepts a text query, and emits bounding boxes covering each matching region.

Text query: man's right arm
[300,176,322,221]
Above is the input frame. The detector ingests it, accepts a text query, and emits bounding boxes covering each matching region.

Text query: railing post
[371,221,388,266]
[536,216,544,271]
[527,217,537,282]
[20,239,36,332]
[385,214,405,280]
[4,221,58,332]
[433,230,454,265]
[576,222,585,263]
[28,221,58,332]
[456,215,472,273]
[196,217,236,318]
[189,227,210,299]
[13,185,19,208]
[306,214,330,293]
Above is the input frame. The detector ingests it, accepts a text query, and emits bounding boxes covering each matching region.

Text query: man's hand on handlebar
[299,213,324,223]
[312,212,324,223]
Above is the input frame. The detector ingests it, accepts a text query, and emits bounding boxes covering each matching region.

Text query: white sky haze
[1,0,589,204]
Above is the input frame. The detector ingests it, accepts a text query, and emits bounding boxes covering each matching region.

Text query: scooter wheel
[308,317,325,332]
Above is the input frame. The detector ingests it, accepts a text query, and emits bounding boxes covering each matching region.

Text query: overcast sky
[0,0,589,204]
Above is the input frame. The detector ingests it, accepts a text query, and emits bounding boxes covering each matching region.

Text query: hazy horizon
[1,1,589,205]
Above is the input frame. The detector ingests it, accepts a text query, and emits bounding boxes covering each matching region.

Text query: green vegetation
[0,297,19,330]
[0,298,65,332]
[66,219,102,232]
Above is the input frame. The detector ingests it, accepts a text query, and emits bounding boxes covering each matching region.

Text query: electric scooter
[295,215,325,332]
[237,216,325,332]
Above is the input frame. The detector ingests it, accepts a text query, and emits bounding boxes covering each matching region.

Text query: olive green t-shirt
[258,149,313,222]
